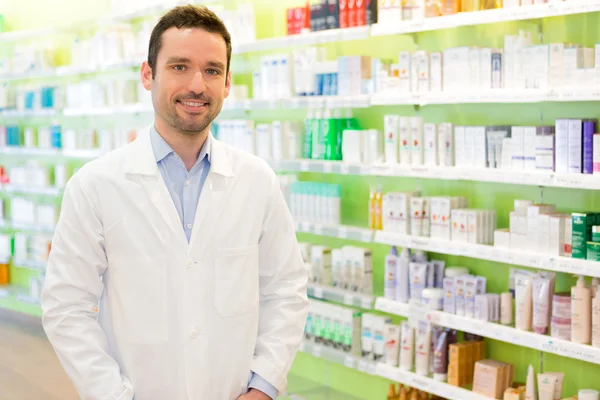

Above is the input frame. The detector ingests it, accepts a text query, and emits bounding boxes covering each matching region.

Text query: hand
[237,388,271,400]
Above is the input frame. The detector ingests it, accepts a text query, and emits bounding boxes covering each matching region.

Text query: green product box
[572,213,599,259]
[593,233,600,242]
[587,242,600,262]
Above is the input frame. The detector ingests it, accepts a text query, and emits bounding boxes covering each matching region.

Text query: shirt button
[187,259,193,267]
[185,179,190,186]
[186,223,193,230]
[190,328,199,339]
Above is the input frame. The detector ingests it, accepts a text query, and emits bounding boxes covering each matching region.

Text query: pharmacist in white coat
[41,5,308,400]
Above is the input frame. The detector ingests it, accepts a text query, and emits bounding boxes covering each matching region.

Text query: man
[41,5,308,400]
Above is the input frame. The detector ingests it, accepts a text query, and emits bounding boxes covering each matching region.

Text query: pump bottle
[572,275,592,344]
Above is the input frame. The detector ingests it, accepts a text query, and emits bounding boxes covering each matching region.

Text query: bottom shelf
[298,340,493,400]
[0,284,42,317]
[280,375,364,400]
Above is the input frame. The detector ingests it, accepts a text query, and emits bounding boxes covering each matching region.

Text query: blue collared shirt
[149,126,277,399]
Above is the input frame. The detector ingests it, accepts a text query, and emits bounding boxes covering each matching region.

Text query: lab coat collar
[125,125,234,178]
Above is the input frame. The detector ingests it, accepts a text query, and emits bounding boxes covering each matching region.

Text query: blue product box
[51,124,62,149]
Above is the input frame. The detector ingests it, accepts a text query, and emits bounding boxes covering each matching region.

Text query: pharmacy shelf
[0,109,58,118]
[374,230,600,278]
[0,146,103,160]
[222,95,371,112]
[370,0,600,37]
[2,184,63,197]
[0,221,56,235]
[295,220,374,243]
[232,26,370,55]
[370,88,600,106]
[62,103,153,116]
[12,259,47,271]
[307,283,374,309]
[300,339,491,400]
[0,285,40,306]
[0,59,144,82]
[299,341,378,375]
[293,221,600,278]
[269,158,600,190]
[376,363,492,400]
[375,297,600,365]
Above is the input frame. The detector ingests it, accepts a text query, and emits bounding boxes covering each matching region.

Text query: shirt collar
[150,124,212,165]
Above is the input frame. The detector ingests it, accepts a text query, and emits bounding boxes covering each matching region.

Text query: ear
[141,61,153,91]
[224,69,232,98]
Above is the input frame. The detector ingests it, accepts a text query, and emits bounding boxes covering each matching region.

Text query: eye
[207,69,219,75]
[173,65,186,71]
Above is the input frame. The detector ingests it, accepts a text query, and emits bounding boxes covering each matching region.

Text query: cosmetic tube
[544,372,564,400]
[526,364,537,400]
[400,321,415,371]
[415,326,431,376]
[410,262,428,304]
[516,273,533,331]
[537,374,557,400]
[433,330,449,381]
[533,276,551,334]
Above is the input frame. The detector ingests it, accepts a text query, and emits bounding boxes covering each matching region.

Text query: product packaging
[532,276,552,334]
[537,374,557,400]
[409,262,428,305]
[443,277,456,314]
[400,321,415,370]
[384,323,402,366]
[433,330,449,381]
[571,275,592,344]
[515,273,533,331]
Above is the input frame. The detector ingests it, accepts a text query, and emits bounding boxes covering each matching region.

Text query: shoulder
[214,139,277,185]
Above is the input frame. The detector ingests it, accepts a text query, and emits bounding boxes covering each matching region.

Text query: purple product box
[583,119,597,174]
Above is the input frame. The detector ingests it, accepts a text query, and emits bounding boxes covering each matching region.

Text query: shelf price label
[344,293,354,306]
[358,360,368,373]
[367,363,377,375]
[313,287,324,299]
[312,345,322,358]
[344,356,355,369]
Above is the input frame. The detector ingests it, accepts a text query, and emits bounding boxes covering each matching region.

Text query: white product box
[430,52,443,92]
[511,127,525,170]
[342,130,362,164]
[479,48,492,90]
[430,197,441,238]
[536,214,551,254]
[549,43,565,88]
[533,45,549,90]
[417,51,430,93]
[411,52,420,93]
[491,51,503,89]
[396,193,412,234]
[510,233,528,251]
[384,115,400,164]
[464,127,476,168]
[501,138,513,170]
[510,212,528,235]
[547,214,565,256]
[555,119,569,173]
[568,119,583,174]
[439,197,452,240]
[399,117,412,165]
[535,134,555,171]
[523,127,537,170]
[443,47,470,92]
[399,52,411,93]
[494,229,511,248]
[410,197,426,237]
[451,209,468,242]
[411,116,424,165]
[467,210,481,244]
[563,46,584,87]
[583,47,595,68]
[424,123,438,166]
[473,126,487,168]
[454,126,466,167]
[469,47,481,90]
[382,193,394,232]
[438,123,454,167]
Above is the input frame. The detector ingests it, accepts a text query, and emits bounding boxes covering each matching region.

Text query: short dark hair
[147,5,232,79]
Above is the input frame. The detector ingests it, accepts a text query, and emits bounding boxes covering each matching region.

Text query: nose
[188,71,207,94]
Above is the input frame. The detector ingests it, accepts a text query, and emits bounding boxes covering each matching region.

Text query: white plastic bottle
[384,246,399,300]
[572,275,592,344]
[396,248,411,303]
[593,293,600,348]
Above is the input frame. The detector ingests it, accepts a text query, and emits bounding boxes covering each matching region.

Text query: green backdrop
[2,0,600,398]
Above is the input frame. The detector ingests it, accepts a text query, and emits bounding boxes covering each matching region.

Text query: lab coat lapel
[189,136,235,246]
[124,127,186,242]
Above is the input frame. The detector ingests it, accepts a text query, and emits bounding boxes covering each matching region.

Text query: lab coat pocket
[215,245,259,318]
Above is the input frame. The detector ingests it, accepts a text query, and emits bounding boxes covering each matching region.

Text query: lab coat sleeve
[251,170,309,393]
[41,174,134,400]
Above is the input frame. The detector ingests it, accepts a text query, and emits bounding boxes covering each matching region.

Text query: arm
[41,174,134,400]
[250,170,309,393]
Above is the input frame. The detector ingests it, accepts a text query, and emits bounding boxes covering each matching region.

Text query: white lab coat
[41,128,309,400]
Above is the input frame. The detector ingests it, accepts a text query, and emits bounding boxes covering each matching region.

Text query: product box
[366,0,378,24]
[451,209,468,242]
[454,126,466,168]
[410,197,426,237]
[583,119,596,174]
[430,52,443,92]
[398,51,411,93]
[479,48,492,90]
[399,116,412,165]
[417,51,430,93]
[325,0,340,29]
[494,229,511,249]
[587,241,600,261]
[555,119,570,174]
[523,127,537,170]
[356,0,367,26]
[491,51,503,89]
[430,197,441,238]
[535,131,555,171]
[565,216,573,256]
[311,245,332,284]
[424,123,438,166]
[510,212,527,235]
[438,197,453,240]
[549,43,565,88]
[511,127,525,170]
[572,212,598,259]
[568,119,583,174]
[396,192,413,234]
[549,214,568,256]
[410,52,419,93]
[473,126,487,169]
[339,0,349,27]
[438,123,454,166]
[467,210,482,244]
[411,116,424,165]
[347,0,357,27]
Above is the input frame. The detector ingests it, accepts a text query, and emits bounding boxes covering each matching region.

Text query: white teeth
[181,101,205,107]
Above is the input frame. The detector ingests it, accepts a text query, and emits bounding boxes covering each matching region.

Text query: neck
[155,118,209,171]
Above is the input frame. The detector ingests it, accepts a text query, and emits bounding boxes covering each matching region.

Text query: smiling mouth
[177,100,210,111]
